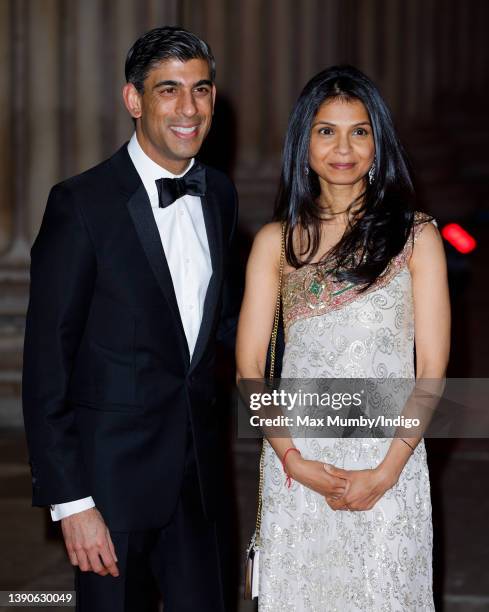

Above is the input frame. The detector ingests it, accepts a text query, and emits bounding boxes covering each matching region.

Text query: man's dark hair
[125,26,216,92]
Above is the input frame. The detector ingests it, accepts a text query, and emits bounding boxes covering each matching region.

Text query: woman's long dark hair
[274,65,421,288]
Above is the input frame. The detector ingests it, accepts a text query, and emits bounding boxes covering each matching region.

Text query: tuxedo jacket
[22,145,238,531]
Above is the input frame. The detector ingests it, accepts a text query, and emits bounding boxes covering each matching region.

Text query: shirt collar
[127,132,195,205]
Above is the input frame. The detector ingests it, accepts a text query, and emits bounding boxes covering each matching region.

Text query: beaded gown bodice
[280,213,431,380]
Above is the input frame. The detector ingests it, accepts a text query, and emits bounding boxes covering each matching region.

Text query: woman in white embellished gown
[236,65,450,611]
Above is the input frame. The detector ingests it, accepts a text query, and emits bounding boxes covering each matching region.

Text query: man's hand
[61,507,119,577]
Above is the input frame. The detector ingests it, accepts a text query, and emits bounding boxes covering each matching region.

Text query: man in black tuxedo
[22,27,238,612]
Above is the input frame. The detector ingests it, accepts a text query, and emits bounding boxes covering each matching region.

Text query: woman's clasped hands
[284,452,399,512]
[323,463,399,511]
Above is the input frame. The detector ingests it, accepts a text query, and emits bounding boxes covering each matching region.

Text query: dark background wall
[0,2,488,609]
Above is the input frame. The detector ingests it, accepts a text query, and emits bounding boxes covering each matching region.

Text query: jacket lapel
[126,184,191,365]
[189,190,223,373]
[111,146,223,372]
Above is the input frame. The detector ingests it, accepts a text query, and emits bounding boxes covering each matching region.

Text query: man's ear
[122,83,142,119]
[211,84,217,115]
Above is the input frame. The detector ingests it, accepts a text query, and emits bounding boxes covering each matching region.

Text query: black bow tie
[155,163,206,208]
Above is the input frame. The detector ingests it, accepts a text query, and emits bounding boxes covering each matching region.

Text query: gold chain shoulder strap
[268,222,286,380]
[255,221,286,546]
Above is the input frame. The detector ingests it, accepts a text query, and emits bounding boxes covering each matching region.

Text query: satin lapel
[126,185,190,364]
[189,191,223,373]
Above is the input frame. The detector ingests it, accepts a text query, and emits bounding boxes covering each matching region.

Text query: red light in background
[441,223,477,254]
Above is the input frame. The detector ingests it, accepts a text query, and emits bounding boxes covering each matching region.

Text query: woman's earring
[305,166,310,176]
[368,160,376,184]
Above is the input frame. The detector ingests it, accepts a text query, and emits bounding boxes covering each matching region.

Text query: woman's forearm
[237,368,299,470]
[379,369,446,482]
[378,437,419,483]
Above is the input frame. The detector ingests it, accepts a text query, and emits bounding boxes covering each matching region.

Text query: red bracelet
[282,447,301,488]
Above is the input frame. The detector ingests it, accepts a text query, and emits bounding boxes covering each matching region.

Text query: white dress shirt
[51,132,212,521]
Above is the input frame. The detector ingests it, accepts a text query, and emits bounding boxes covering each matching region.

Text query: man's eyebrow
[194,79,213,88]
[152,79,213,90]
[153,80,179,90]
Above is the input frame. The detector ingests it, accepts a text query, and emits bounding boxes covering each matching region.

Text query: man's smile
[169,124,200,139]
